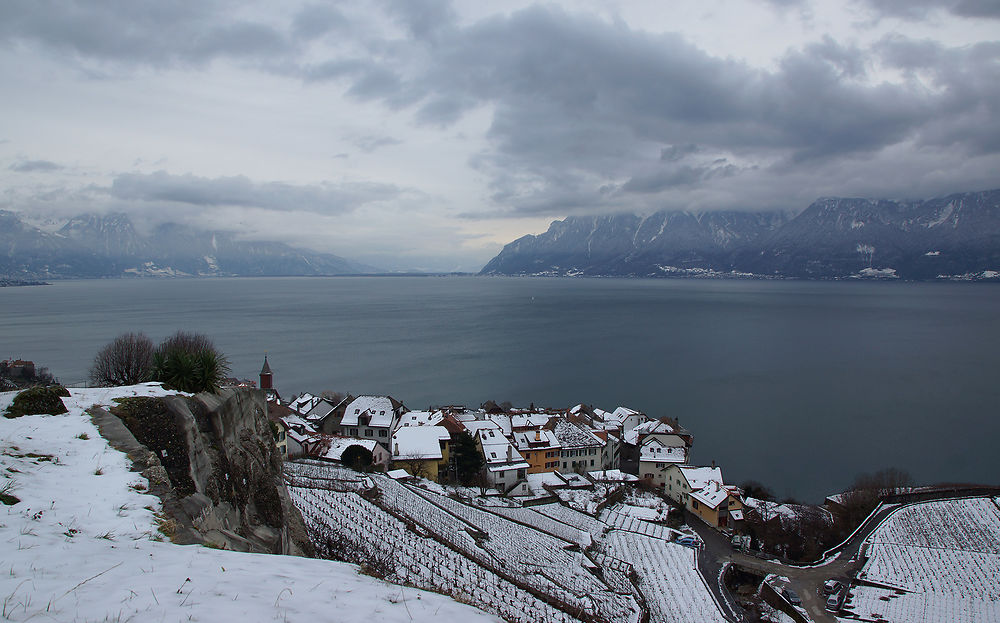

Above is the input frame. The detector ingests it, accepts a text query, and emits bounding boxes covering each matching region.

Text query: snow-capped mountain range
[480,189,1000,280]
[0,211,377,278]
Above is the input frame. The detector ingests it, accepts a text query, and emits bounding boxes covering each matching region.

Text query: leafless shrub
[89,332,155,387]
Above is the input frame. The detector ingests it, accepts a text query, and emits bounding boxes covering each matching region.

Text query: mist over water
[3,276,998,502]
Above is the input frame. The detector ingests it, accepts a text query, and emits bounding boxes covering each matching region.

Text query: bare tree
[89,332,155,387]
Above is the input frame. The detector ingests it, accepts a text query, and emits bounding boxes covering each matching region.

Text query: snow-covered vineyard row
[847,497,1000,623]
[605,531,727,623]
[290,486,569,622]
[286,460,724,623]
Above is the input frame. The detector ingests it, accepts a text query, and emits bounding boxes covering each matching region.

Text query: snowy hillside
[0,385,500,623]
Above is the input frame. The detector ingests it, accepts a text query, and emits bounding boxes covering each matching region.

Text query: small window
[380,410,385,415]
[379,430,387,437]
[365,429,372,436]
[562,462,567,468]
[354,409,360,414]
[491,452,497,458]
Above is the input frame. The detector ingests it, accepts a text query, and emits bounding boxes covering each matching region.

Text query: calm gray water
[3,276,998,502]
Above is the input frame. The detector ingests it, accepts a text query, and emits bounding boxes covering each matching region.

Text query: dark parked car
[781,588,801,606]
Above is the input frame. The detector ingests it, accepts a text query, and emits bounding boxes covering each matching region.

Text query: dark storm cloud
[874,37,1000,154]
[0,0,293,66]
[380,0,456,41]
[292,4,349,40]
[347,5,966,214]
[861,0,1000,19]
[109,171,402,214]
[9,159,62,172]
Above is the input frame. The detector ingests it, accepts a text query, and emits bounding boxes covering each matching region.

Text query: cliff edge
[89,387,313,556]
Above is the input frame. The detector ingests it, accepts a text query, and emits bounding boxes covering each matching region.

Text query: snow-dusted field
[0,386,501,623]
[848,497,1000,623]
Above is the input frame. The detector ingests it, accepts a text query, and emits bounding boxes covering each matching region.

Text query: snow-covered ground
[0,385,500,623]
[847,497,1000,623]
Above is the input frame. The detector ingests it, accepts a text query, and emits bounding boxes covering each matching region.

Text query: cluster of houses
[254,357,745,531]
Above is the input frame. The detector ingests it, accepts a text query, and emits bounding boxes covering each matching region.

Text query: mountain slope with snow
[481,189,1000,280]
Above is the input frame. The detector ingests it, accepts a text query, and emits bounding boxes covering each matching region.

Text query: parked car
[675,535,701,548]
[781,588,802,606]
[826,588,846,612]
[823,579,844,595]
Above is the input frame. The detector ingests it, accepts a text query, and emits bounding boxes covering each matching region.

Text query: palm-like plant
[151,332,230,393]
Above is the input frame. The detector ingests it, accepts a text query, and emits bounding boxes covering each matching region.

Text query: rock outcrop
[90,388,313,556]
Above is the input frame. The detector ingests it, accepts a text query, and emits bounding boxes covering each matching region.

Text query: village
[252,355,748,535]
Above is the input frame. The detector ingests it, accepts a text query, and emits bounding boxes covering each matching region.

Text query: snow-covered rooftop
[317,436,381,462]
[690,480,730,508]
[639,438,687,462]
[512,428,560,451]
[553,419,605,449]
[392,426,449,460]
[341,395,402,428]
[678,465,724,490]
[396,409,445,428]
[624,418,684,445]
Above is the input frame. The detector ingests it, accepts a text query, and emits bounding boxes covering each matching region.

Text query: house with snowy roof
[688,480,743,530]
[551,419,605,473]
[305,394,355,434]
[637,437,689,488]
[475,425,530,494]
[340,395,407,451]
[662,464,723,505]
[512,428,561,474]
[623,418,692,477]
[604,406,647,434]
[288,392,321,415]
[288,432,389,467]
[391,425,451,481]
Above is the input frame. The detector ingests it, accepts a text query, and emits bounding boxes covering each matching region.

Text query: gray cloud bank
[109,171,402,215]
[1,0,998,253]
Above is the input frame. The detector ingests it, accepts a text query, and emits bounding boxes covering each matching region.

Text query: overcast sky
[2,1,998,271]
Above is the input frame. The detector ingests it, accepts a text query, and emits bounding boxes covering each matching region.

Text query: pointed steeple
[259,354,273,390]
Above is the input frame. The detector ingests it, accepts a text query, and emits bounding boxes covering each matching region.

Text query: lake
[2,276,998,502]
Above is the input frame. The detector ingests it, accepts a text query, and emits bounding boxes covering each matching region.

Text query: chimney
[507,445,512,461]
[394,443,400,456]
[535,429,541,442]
[711,459,716,469]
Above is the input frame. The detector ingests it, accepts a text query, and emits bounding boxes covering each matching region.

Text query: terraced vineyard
[286,460,725,623]
[848,497,1000,623]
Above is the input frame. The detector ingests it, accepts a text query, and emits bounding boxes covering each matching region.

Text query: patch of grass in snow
[76,432,90,440]
[0,479,19,505]
[154,512,177,541]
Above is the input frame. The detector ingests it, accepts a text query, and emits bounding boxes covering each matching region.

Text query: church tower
[259,355,273,390]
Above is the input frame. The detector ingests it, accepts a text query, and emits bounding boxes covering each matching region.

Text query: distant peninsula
[481,189,1000,281]
[0,278,49,287]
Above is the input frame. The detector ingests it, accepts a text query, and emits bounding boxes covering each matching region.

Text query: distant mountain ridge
[0,211,377,279]
[480,189,1000,280]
